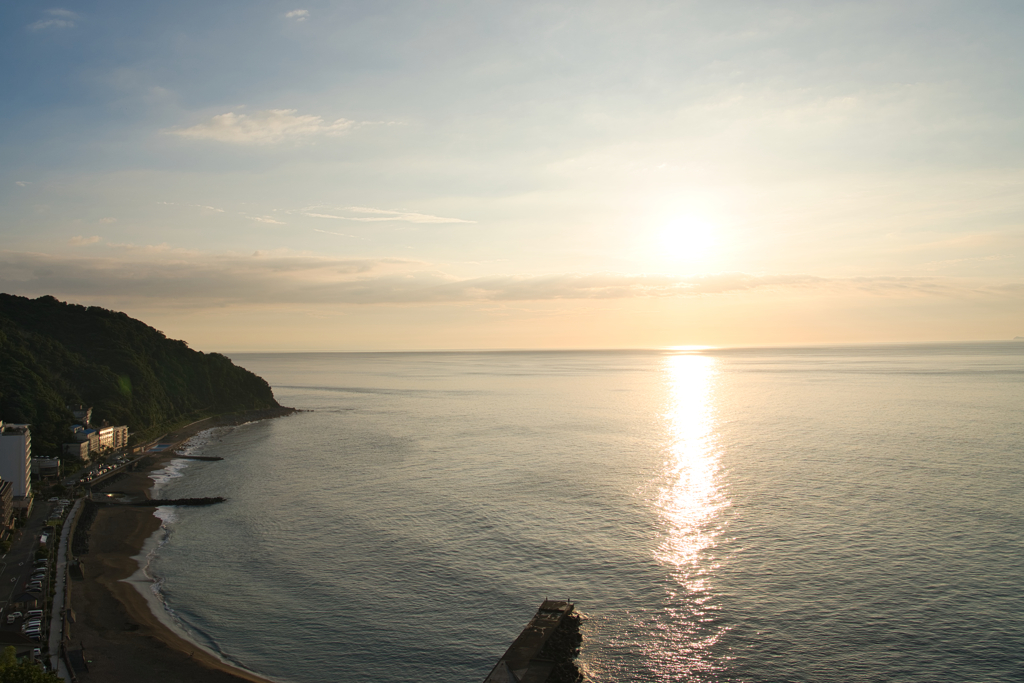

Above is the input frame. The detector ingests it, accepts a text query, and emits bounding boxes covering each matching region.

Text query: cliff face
[0,294,281,455]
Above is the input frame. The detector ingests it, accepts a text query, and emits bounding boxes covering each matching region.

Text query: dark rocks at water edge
[87,496,228,507]
[134,497,226,507]
[71,500,100,556]
[484,600,583,683]
[538,612,583,683]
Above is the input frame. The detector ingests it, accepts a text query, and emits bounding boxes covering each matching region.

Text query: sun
[656,215,717,263]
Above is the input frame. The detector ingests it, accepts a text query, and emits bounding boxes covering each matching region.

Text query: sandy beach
[69,410,292,683]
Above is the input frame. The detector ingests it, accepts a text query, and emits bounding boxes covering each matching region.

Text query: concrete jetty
[484,600,582,683]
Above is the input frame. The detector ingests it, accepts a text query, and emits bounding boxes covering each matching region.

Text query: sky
[1,0,1022,351]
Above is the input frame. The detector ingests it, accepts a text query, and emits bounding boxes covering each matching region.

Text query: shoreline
[70,410,292,683]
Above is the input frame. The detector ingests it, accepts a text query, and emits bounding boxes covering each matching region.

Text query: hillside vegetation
[0,294,282,456]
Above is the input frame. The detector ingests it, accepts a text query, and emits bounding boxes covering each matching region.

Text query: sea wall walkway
[51,497,83,681]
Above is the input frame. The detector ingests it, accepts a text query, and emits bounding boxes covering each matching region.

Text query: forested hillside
[0,294,282,456]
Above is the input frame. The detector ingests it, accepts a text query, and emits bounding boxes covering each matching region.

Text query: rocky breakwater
[484,599,583,683]
[132,497,226,506]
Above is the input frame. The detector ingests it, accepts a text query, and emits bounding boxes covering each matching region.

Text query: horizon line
[220,338,1022,355]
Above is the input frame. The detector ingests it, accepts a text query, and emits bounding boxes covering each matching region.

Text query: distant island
[1015,336,1024,340]
[0,293,283,456]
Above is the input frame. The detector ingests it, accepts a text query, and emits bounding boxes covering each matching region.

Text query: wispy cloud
[165,110,356,144]
[29,8,79,30]
[304,207,476,224]
[15,181,30,187]
[157,202,225,213]
[313,229,359,238]
[157,201,466,226]
[159,201,288,225]
[69,236,101,245]
[285,9,309,21]
[0,249,1017,309]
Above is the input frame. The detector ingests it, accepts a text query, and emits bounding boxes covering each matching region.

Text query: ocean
[140,343,1024,682]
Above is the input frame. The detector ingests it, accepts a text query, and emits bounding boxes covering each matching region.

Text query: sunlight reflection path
[649,353,730,680]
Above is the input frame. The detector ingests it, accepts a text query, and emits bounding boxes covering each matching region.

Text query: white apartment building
[76,424,129,454]
[97,426,114,450]
[0,421,32,500]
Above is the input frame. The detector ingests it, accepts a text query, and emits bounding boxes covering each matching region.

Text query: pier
[484,600,582,683]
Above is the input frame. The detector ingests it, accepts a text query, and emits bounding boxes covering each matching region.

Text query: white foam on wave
[149,459,191,494]
[148,425,227,494]
[123,506,180,631]
[122,420,270,678]
[153,505,179,526]
[122,505,263,678]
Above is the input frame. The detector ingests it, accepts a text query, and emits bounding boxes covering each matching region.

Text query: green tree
[0,646,62,683]
[0,294,282,455]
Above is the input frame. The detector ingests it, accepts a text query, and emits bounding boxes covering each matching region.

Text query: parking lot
[0,496,72,661]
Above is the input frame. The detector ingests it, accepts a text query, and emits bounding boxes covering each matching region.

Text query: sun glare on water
[639,353,730,678]
[657,353,727,576]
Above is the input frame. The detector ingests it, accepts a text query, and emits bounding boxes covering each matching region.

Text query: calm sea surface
[143,343,1024,682]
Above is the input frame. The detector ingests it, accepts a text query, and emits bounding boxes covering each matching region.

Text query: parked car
[26,610,43,619]
[6,612,22,624]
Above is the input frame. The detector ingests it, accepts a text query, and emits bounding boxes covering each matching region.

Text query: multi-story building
[63,440,91,462]
[72,427,100,453]
[111,425,129,450]
[71,423,128,455]
[0,422,32,505]
[97,426,114,450]
[66,413,130,460]
[96,425,129,451]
